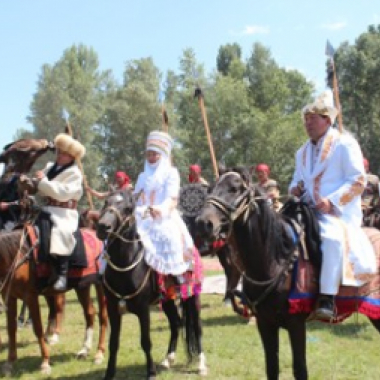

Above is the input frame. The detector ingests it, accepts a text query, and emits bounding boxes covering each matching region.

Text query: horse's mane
[222,166,294,264]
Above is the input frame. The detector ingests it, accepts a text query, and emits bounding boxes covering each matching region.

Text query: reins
[206,173,298,313]
[100,203,149,301]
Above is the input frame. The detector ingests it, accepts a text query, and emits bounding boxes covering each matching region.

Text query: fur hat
[302,90,338,124]
[54,133,86,160]
[146,130,173,158]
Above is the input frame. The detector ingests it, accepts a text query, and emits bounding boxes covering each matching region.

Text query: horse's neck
[0,229,25,279]
[233,204,286,280]
[109,230,141,267]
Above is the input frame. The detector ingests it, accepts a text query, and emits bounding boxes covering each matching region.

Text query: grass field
[1,285,379,379]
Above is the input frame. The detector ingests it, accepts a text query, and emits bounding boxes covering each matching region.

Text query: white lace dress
[134,163,194,275]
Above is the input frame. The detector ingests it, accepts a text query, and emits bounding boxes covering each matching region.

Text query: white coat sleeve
[326,138,366,214]
[38,170,83,202]
[155,168,180,218]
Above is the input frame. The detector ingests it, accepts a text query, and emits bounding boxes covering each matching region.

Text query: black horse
[96,189,207,380]
[196,167,380,380]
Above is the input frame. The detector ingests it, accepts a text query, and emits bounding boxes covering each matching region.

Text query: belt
[46,198,78,209]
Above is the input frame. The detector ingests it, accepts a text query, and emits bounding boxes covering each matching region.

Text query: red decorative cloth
[189,164,202,183]
[255,163,270,174]
[115,171,130,189]
[363,157,369,171]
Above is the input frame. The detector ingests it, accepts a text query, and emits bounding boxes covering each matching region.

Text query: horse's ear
[240,167,252,185]
[218,162,226,176]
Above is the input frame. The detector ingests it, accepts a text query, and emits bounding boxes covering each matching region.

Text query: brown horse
[0,226,108,376]
[197,167,380,380]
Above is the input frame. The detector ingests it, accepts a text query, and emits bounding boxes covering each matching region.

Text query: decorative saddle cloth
[26,224,103,289]
[289,227,380,322]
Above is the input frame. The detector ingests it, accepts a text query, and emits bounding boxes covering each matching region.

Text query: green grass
[1,291,379,379]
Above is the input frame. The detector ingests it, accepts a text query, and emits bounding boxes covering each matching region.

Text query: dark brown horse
[96,189,207,380]
[0,226,108,376]
[196,167,380,380]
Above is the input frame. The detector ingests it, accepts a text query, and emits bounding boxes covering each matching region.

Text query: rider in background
[188,164,209,187]
[35,133,85,292]
[252,163,283,211]
[289,90,376,320]
[134,130,195,282]
[361,157,380,215]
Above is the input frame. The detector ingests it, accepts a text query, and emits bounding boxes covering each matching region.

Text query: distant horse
[197,167,380,380]
[96,189,207,380]
[0,224,108,375]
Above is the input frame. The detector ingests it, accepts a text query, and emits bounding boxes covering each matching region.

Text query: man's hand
[0,202,9,211]
[35,170,45,180]
[316,198,333,214]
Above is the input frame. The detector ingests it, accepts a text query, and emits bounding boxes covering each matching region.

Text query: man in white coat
[35,133,85,291]
[289,91,376,320]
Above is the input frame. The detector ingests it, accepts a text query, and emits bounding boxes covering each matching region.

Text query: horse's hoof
[77,348,89,359]
[199,366,208,376]
[94,351,104,365]
[40,362,52,375]
[160,352,175,369]
[148,375,157,380]
[2,362,13,377]
[48,333,60,345]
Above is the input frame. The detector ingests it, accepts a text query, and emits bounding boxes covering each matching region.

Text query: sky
[1,0,379,152]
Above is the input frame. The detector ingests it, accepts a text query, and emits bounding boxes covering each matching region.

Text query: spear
[326,40,343,132]
[62,109,94,210]
[160,89,169,132]
[194,86,219,179]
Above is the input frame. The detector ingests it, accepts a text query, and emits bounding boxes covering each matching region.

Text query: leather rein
[205,173,298,313]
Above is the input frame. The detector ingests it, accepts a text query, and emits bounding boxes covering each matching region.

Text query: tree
[216,43,242,76]
[26,44,114,205]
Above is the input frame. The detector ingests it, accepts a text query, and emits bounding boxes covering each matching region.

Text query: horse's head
[96,188,136,241]
[196,166,254,241]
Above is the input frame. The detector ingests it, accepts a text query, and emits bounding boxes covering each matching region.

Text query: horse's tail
[181,295,201,360]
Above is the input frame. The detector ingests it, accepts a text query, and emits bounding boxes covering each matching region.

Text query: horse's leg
[287,315,308,380]
[137,305,156,380]
[103,297,122,380]
[256,317,280,380]
[183,295,207,376]
[3,295,17,376]
[43,295,61,345]
[17,300,27,327]
[25,293,51,374]
[369,317,380,333]
[93,283,107,364]
[75,287,95,359]
[161,298,181,368]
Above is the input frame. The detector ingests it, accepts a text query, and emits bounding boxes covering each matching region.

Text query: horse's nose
[196,217,214,238]
[96,223,111,240]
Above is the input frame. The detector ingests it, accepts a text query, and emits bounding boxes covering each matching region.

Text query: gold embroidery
[320,134,334,162]
[336,218,355,282]
[313,171,324,204]
[338,175,365,206]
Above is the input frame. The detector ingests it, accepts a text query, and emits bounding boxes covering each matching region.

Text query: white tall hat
[146,130,173,158]
[54,133,85,160]
[302,90,338,124]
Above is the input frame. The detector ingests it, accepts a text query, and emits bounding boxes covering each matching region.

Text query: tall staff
[62,109,94,210]
[194,86,219,179]
[326,40,343,132]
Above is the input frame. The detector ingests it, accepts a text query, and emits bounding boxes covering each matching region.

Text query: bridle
[205,172,298,313]
[100,202,152,302]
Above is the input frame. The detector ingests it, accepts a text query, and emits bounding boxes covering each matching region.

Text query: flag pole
[194,86,219,179]
[325,40,343,133]
[62,109,94,210]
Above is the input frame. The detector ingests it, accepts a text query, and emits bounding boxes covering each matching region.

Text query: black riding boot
[315,294,335,320]
[53,256,69,292]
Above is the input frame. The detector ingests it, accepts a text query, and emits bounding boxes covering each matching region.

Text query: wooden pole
[63,116,94,210]
[194,87,219,179]
[162,104,169,133]
[331,60,343,132]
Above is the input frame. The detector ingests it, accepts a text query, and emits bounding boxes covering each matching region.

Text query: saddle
[280,198,323,270]
[25,218,102,290]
